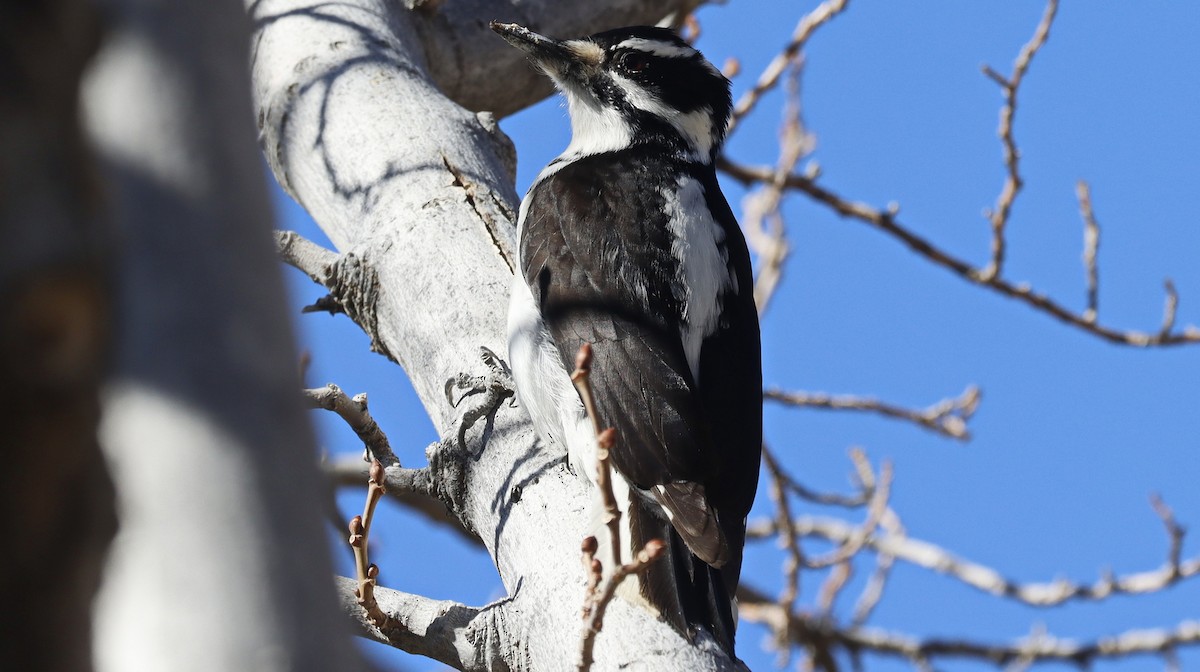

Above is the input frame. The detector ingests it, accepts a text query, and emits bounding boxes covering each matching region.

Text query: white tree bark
[85,0,362,670]
[250,0,742,669]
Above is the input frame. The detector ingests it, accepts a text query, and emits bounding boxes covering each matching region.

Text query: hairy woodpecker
[494,22,762,654]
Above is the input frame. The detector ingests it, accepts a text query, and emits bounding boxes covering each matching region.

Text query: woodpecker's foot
[443,347,515,455]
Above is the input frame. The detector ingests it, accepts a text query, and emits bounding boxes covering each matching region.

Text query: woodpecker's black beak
[490,21,599,82]
[490,22,564,58]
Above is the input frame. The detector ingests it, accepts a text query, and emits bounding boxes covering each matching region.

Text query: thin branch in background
[815,559,853,617]
[743,57,811,315]
[303,383,399,466]
[764,445,876,509]
[806,460,892,570]
[979,0,1058,282]
[765,385,980,441]
[850,509,903,627]
[1076,180,1101,323]
[717,157,1200,346]
[762,446,805,666]
[746,501,1200,607]
[727,0,849,137]
[736,582,1200,668]
[1150,493,1185,578]
[1161,279,1179,338]
[717,0,1198,347]
[347,460,405,637]
[721,56,740,79]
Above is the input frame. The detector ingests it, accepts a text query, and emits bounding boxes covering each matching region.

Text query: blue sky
[278,2,1200,669]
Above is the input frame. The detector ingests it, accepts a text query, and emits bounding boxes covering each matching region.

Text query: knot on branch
[323,252,393,362]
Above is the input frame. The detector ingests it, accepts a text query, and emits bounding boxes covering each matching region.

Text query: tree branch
[304,383,398,466]
[325,456,482,546]
[1076,180,1101,323]
[765,385,980,441]
[334,576,496,672]
[737,585,1200,670]
[718,157,1200,347]
[747,504,1200,607]
[978,0,1058,282]
[716,0,1197,348]
[726,0,848,137]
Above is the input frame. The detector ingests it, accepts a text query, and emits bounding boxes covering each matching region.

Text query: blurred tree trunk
[0,2,114,671]
[79,0,363,670]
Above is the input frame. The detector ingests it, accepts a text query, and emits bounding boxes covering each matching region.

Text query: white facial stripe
[611,73,714,159]
[614,38,698,59]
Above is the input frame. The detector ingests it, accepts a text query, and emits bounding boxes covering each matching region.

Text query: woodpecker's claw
[444,347,516,453]
[445,347,514,408]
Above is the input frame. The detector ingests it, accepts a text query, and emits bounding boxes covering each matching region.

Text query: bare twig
[579,536,603,620]
[806,461,893,570]
[304,383,398,466]
[737,584,1200,669]
[747,504,1200,607]
[762,446,806,665]
[1161,279,1179,338]
[322,457,478,542]
[727,0,849,137]
[333,576,488,670]
[743,57,811,315]
[347,460,405,636]
[717,0,1197,347]
[815,561,853,620]
[763,445,876,509]
[766,386,980,441]
[717,158,1200,347]
[850,509,903,627]
[275,229,338,284]
[570,344,622,569]
[979,0,1058,282]
[1077,181,1101,323]
[301,293,346,315]
[1150,493,1185,579]
[578,539,667,672]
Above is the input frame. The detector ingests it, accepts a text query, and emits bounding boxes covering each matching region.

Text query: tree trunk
[83,0,362,670]
[250,0,742,668]
[0,2,115,670]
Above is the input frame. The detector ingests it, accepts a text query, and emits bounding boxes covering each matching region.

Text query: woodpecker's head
[491,22,732,163]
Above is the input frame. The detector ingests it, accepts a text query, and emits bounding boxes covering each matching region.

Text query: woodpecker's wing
[520,149,738,566]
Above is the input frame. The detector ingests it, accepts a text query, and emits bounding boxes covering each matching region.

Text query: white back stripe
[662,176,733,383]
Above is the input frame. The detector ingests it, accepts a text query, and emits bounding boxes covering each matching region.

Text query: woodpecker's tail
[626,498,738,655]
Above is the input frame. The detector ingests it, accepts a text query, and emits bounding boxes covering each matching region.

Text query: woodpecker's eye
[617,51,651,74]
